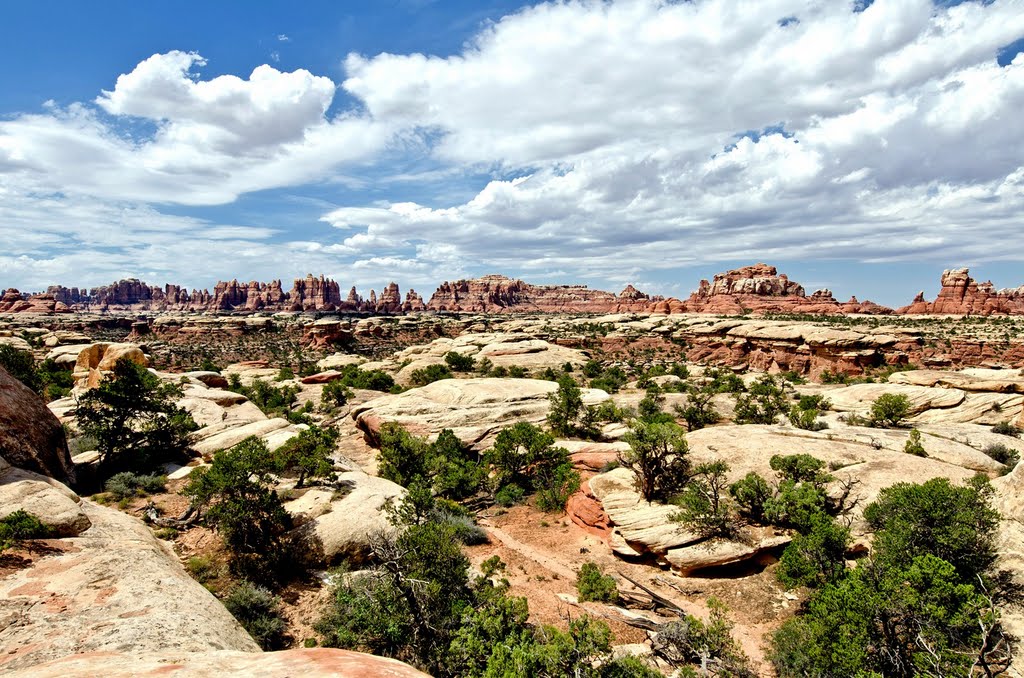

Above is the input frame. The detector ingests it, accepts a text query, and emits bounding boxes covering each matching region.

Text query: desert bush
[776,513,850,589]
[104,471,167,500]
[547,374,584,436]
[903,428,927,456]
[729,472,772,523]
[983,442,1020,471]
[576,562,618,603]
[733,375,788,425]
[0,510,51,552]
[672,460,734,538]
[655,598,754,677]
[444,351,476,372]
[186,555,221,583]
[410,363,453,386]
[534,462,581,513]
[224,581,287,649]
[991,420,1021,437]
[675,380,720,432]
[184,437,295,586]
[275,425,339,487]
[868,393,911,428]
[321,379,352,409]
[619,420,691,502]
[76,358,197,477]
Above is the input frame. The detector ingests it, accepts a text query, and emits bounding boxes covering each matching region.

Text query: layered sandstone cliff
[426,274,657,313]
[23,276,416,315]
[898,268,1024,315]
[649,264,892,315]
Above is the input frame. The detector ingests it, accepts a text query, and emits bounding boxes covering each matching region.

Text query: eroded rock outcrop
[898,268,1024,315]
[353,378,609,451]
[650,264,891,316]
[426,275,659,314]
[0,366,76,484]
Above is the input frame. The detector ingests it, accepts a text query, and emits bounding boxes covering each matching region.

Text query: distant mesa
[425,274,658,313]
[3,264,1024,317]
[0,275,425,315]
[648,263,892,316]
[896,268,1024,316]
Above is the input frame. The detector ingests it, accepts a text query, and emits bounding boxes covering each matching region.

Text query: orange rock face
[426,274,657,313]
[651,264,891,315]
[897,268,1024,315]
[31,276,412,314]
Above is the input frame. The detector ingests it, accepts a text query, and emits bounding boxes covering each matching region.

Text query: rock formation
[649,264,892,315]
[29,276,410,315]
[426,275,659,313]
[897,268,1024,315]
[0,366,77,485]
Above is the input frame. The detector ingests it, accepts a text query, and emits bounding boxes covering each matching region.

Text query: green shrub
[508,365,527,378]
[544,374,585,438]
[495,483,526,507]
[224,581,287,649]
[819,369,848,384]
[868,393,911,428]
[321,379,352,410]
[787,405,828,431]
[672,461,734,538]
[276,366,295,381]
[75,358,197,477]
[576,562,618,603]
[656,598,754,676]
[409,363,453,386]
[983,442,1020,471]
[184,437,295,586]
[777,513,850,589]
[275,425,339,487]
[444,351,476,372]
[0,510,52,552]
[619,420,690,502]
[991,420,1021,437]
[186,555,220,583]
[534,462,581,513]
[729,472,772,523]
[903,428,927,456]
[0,344,40,392]
[104,472,167,499]
[733,375,788,425]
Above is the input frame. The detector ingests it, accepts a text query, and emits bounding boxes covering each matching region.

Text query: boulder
[72,342,148,390]
[289,472,405,564]
[0,366,76,484]
[0,458,90,536]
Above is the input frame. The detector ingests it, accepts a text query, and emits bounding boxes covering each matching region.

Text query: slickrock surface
[7,648,429,677]
[0,501,261,672]
[387,332,589,384]
[353,377,609,451]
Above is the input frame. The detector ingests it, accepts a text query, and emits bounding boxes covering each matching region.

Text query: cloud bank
[1,0,1023,295]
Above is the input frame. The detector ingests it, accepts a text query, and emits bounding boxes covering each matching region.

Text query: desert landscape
[3,262,1024,676]
[4,0,1024,675]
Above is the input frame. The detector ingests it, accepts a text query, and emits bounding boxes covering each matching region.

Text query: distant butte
[2,264,1024,316]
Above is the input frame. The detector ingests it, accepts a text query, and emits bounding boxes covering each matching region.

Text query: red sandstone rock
[652,264,892,316]
[425,274,658,313]
[897,268,1024,315]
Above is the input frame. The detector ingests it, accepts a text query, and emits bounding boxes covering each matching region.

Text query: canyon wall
[425,274,657,313]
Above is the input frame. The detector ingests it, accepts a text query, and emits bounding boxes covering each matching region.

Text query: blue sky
[1,0,1023,306]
